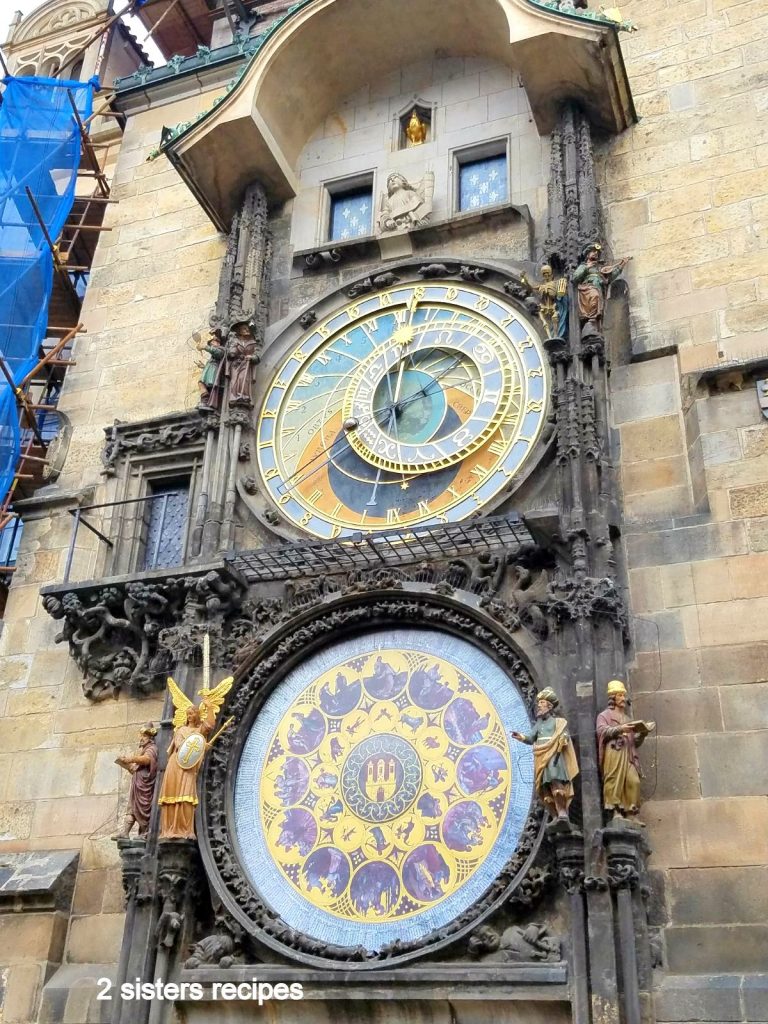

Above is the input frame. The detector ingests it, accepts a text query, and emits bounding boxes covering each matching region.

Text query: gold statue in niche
[405,108,428,146]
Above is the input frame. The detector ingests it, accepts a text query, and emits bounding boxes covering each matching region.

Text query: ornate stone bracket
[41,566,246,701]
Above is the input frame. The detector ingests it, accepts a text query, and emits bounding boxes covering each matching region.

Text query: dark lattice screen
[142,481,190,571]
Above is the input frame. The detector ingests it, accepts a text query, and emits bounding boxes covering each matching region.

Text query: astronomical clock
[199,263,555,965]
[253,273,550,539]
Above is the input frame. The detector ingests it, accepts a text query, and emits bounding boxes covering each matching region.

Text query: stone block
[720,682,768,731]
[743,974,768,1021]
[0,912,66,963]
[644,799,687,868]
[634,687,722,736]
[54,703,127,734]
[654,973,741,1021]
[66,914,124,964]
[669,866,768,924]
[629,566,664,613]
[683,796,768,867]
[696,391,762,434]
[633,610,686,652]
[741,426,768,459]
[0,801,34,841]
[692,559,732,604]
[0,655,32,686]
[643,735,700,800]
[612,384,680,425]
[727,552,768,598]
[699,429,742,467]
[625,486,693,523]
[699,643,768,686]
[660,563,696,607]
[628,650,701,692]
[698,597,768,645]
[621,415,684,463]
[440,73,480,105]
[731,482,768,518]
[100,871,126,915]
[72,870,107,917]
[0,714,53,752]
[666,925,768,973]
[32,796,116,839]
[624,457,689,498]
[698,733,768,797]
[0,962,45,1024]
[6,749,91,801]
[444,95,488,134]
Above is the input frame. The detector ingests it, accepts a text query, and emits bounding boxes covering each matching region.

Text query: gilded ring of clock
[342,333,517,474]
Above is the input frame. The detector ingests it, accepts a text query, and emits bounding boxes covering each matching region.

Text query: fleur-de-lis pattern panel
[459,155,508,212]
[329,189,373,242]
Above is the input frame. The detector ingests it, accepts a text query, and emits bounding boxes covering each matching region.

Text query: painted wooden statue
[596,679,655,820]
[158,671,233,841]
[510,687,579,821]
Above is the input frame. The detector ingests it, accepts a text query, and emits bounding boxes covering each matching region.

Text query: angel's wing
[198,676,234,722]
[167,676,194,729]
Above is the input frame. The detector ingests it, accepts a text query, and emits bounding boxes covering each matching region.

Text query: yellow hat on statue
[606,679,627,696]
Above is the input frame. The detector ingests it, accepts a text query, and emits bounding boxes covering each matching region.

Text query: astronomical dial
[256,281,549,538]
[233,627,535,951]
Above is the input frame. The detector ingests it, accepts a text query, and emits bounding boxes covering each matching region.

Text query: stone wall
[289,55,546,252]
[0,91,225,1020]
[597,0,768,1017]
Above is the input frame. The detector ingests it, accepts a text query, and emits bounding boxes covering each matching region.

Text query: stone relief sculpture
[378,171,434,233]
[521,263,569,339]
[596,679,655,821]
[159,675,233,840]
[468,922,561,962]
[572,241,631,338]
[112,723,159,839]
[510,687,579,821]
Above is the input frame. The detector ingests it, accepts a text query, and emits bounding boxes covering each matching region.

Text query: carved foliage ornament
[201,592,547,967]
[42,569,245,701]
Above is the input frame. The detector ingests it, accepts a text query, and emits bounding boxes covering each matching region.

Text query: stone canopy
[162,0,635,230]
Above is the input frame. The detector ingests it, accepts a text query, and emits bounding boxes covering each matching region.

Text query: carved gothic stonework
[41,568,245,701]
[200,590,550,967]
[101,412,210,475]
[210,181,271,340]
[544,105,602,271]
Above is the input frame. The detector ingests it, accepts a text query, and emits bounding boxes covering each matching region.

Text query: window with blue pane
[328,188,373,242]
[0,518,23,567]
[142,481,190,571]
[459,154,508,212]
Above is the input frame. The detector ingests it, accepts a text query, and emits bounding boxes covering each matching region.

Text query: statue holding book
[596,679,655,820]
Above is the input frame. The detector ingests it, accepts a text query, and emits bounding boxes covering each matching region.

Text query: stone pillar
[199,180,272,557]
[604,821,649,1024]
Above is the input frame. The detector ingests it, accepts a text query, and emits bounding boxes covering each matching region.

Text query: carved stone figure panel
[378,172,434,234]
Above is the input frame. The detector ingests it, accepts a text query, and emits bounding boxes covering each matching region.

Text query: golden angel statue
[158,675,233,840]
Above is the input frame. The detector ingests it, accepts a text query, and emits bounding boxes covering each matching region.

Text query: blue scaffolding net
[0,74,97,507]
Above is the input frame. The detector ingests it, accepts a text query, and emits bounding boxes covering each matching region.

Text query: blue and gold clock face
[233,629,534,951]
[256,281,549,538]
